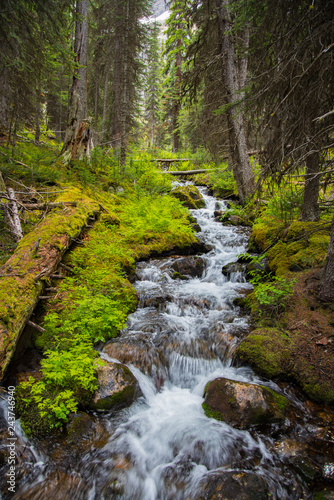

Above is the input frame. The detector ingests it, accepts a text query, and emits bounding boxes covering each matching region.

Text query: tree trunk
[318,212,334,301]
[35,80,42,143]
[60,0,90,161]
[215,0,255,204]
[102,66,110,141]
[72,0,88,122]
[301,152,320,221]
[120,0,130,168]
[172,38,182,153]
[111,17,123,150]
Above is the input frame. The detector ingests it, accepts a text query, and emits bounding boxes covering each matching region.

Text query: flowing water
[1,186,334,499]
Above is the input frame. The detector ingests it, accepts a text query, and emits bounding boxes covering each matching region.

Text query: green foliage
[16,378,78,436]
[209,166,237,197]
[264,183,303,224]
[40,290,129,346]
[252,276,295,315]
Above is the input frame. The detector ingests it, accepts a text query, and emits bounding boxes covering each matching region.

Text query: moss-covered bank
[237,219,334,403]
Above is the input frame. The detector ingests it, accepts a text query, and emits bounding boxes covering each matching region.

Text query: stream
[1,186,334,499]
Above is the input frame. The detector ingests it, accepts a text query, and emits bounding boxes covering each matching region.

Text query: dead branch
[27,320,46,333]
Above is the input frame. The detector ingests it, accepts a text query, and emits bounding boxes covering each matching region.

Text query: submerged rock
[203,377,291,429]
[171,256,206,279]
[171,185,205,209]
[90,360,142,411]
[195,470,269,500]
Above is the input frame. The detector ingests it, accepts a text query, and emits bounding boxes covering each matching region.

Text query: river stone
[222,262,245,279]
[171,256,206,278]
[11,471,88,500]
[104,336,168,389]
[171,185,206,209]
[203,377,291,429]
[91,360,142,411]
[195,470,269,500]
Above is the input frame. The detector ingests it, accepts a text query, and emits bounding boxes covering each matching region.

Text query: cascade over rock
[203,377,292,429]
[196,470,269,500]
[171,255,206,279]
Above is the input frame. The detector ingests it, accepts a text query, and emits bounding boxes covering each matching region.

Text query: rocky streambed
[1,186,334,499]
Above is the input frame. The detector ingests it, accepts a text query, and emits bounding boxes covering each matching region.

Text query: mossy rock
[267,221,330,276]
[249,219,283,252]
[100,213,120,227]
[202,377,291,429]
[171,185,205,209]
[236,328,292,379]
[90,361,142,411]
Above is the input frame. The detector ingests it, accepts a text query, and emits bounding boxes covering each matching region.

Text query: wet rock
[222,261,245,279]
[90,360,142,411]
[290,456,320,483]
[195,470,269,500]
[203,377,292,429]
[171,256,206,279]
[171,185,206,209]
[12,471,87,500]
[148,237,213,258]
[187,214,201,232]
[104,336,168,389]
[246,256,270,280]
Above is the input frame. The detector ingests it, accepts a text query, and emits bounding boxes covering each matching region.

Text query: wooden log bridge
[164,169,214,176]
[0,188,100,381]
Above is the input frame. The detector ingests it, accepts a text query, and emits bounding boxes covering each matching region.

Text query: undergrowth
[5,135,196,435]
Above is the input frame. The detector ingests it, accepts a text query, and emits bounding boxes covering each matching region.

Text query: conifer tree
[144,22,163,147]
[163,0,190,152]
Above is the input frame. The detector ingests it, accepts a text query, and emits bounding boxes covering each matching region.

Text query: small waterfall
[4,185,328,500]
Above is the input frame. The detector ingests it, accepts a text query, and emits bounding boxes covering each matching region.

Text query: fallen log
[22,202,77,210]
[0,188,100,380]
[164,169,214,176]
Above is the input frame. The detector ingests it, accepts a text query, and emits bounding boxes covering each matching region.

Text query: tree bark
[111,11,123,150]
[60,0,90,161]
[318,212,334,301]
[301,152,320,221]
[215,0,255,204]
[172,38,182,153]
[120,0,130,167]
[72,0,88,122]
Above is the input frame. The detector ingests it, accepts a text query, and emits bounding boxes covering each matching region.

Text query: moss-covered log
[0,188,100,380]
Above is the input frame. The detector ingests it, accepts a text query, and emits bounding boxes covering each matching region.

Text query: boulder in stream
[203,377,291,429]
[195,470,269,500]
[171,185,205,209]
[171,255,206,279]
[90,360,142,411]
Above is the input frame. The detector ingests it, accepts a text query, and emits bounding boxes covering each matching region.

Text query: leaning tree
[246,0,334,221]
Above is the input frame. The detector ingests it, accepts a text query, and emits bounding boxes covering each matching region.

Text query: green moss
[260,386,289,417]
[93,385,136,411]
[202,402,223,421]
[249,218,283,252]
[236,328,292,379]
[267,222,330,276]
[171,185,205,209]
